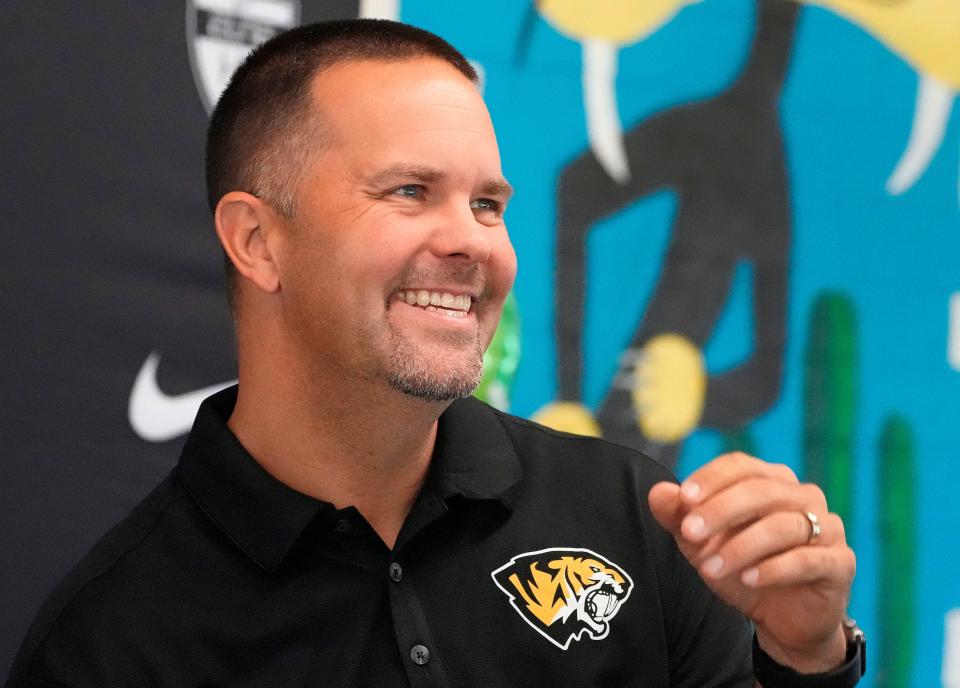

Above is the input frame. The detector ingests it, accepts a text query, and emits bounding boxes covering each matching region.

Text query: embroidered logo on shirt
[491,547,634,650]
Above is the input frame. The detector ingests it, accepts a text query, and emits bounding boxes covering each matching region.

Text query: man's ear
[214,191,282,295]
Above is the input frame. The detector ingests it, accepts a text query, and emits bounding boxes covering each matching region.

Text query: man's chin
[387,375,479,403]
[386,327,484,402]
[386,358,482,402]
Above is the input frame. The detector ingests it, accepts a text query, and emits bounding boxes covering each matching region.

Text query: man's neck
[227,363,447,551]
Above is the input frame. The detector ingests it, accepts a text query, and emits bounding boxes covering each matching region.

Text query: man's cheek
[491,234,518,290]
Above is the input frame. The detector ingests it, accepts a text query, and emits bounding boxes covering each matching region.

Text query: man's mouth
[395,290,473,319]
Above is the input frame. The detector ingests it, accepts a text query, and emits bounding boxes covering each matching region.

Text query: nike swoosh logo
[128,351,235,442]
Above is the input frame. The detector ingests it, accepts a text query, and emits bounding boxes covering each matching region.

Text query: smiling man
[6,20,862,688]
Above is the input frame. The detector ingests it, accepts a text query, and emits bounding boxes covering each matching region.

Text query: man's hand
[648,452,856,673]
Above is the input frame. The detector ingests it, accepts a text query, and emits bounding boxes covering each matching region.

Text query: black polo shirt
[7,387,752,687]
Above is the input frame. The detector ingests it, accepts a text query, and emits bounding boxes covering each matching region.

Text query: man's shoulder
[466,397,677,487]
[6,474,191,685]
[35,472,188,615]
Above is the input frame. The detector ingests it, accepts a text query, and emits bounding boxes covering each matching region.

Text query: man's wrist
[752,620,866,688]
[756,626,847,674]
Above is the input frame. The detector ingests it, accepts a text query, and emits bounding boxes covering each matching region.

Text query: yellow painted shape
[532,401,602,437]
[807,0,960,88]
[538,0,700,44]
[632,333,705,443]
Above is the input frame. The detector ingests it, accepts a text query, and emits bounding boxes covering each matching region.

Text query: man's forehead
[308,55,479,106]
[304,57,502,179]
[305,57,487,146]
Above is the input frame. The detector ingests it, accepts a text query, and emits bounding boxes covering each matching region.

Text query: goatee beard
[386,327,484,402]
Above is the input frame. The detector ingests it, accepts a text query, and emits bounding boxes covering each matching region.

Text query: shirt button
[410,644,430,666]
[334,519,352,534]
[389,562,403,582]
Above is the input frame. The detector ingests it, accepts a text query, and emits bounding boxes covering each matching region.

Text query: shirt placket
[386,491,451,688]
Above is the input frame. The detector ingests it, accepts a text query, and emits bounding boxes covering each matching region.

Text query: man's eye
[392,184,424,198]
[470,198,501,213]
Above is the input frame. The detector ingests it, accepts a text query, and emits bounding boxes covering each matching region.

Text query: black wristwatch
[752,617,866,688]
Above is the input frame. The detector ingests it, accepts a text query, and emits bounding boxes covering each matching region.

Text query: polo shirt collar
[176,387,522,572]
[429,395,522,510]
[176,386,330,573]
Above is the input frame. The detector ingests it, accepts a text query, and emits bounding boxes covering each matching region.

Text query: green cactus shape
[875,414,916,688]
[474,291,521,411]
[802,292,857,530]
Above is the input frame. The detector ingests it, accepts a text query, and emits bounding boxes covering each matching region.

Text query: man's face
[273,57,517,402]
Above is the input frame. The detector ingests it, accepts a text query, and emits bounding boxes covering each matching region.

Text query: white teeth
[424,304,466,318]
[397,290,472,313]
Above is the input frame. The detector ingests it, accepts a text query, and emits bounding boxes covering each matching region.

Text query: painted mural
[449,0,958,686]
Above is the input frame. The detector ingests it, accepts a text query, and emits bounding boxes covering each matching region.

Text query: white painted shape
[583,39,630,184]
[485,382,508,412]
[949,293,960,371]
[128,352,236,443]
[469,59,486,95]
[886,74,955,195]
[943,608,960,687]
[359,0,400,20]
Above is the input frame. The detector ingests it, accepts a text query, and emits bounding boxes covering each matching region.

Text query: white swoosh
[128,351,236,442]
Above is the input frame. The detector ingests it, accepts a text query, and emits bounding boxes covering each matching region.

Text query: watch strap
[752,622,865,688]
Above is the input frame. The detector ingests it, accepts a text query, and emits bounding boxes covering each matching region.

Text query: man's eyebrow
[365,164,445,186]
[365,164,514,199]
[481,178,515,200]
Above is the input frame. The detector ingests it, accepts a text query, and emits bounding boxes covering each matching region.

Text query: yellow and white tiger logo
[491,547,634,650]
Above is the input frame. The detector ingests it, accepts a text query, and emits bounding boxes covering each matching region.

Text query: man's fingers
[696,511,842,581]
[648,481,684,534]
[679,480,828,544]
[739,541,856,590]
[679,452,799,507]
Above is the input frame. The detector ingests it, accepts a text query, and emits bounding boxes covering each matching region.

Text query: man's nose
[428,201,493,264]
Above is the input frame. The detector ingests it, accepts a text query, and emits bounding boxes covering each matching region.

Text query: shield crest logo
[186,0,302,113]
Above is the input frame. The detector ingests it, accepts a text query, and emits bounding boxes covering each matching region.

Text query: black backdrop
[1,2,363,676]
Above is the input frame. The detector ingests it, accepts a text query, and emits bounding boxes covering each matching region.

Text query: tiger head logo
[491,547,634,650]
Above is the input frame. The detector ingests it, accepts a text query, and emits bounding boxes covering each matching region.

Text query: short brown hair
[205,19,478,313]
